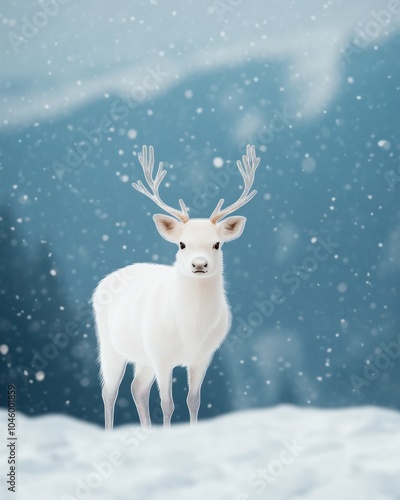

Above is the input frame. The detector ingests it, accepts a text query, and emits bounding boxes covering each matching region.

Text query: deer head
[132,145,260,278]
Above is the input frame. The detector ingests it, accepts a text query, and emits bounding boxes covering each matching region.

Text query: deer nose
[192,258,208,272]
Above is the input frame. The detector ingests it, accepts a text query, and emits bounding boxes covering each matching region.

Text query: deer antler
[132,145,189,223]
[209,145,260,223]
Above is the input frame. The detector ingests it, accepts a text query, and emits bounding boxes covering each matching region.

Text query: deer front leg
[131,364,155,428]
[187,357,211,425]
[155,366,174,427]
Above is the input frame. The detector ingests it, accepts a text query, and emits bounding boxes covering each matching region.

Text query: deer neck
[174,269,225,311]
[170,269,226,346]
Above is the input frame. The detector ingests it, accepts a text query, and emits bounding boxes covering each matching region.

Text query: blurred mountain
[0,30,399,424]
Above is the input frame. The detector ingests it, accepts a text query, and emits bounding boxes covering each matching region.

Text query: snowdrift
[1,405,399,500]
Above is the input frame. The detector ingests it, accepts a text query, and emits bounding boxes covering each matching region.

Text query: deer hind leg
[187,357,211,425]
[131,364,155,428]
[100,350,127,431]
[155,366,174,427]
[96,311,127,431]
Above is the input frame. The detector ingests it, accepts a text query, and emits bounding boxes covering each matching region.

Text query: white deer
[93,144,260,429]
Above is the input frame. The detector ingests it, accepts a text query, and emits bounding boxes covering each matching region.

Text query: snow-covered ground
[1,405,399,500]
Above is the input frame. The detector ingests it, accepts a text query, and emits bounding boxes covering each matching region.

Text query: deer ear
[218,216,247,242]
[153,214,182,242]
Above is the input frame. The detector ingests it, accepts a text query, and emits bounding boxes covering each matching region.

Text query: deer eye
[213,242,220,250]
[179,242,186,250]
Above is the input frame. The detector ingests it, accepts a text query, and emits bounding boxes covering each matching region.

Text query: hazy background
[1,0,400,426]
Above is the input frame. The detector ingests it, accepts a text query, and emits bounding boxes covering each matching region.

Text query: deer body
[95,259,230,368]
[94,146,260,429]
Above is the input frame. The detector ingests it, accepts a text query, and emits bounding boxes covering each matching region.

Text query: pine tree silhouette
[0,205,100,422]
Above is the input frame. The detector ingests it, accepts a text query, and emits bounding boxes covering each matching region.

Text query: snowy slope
[1,406,400,500]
